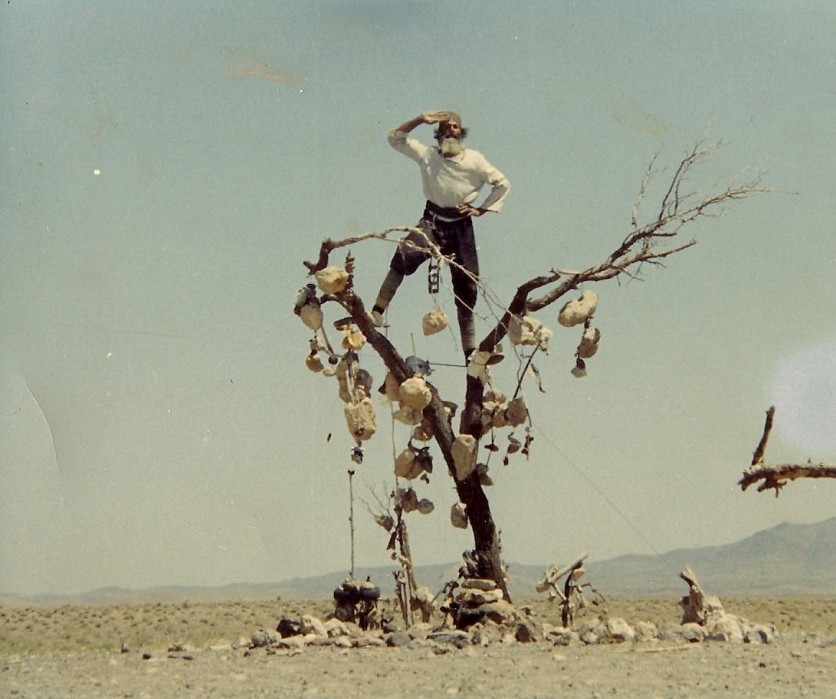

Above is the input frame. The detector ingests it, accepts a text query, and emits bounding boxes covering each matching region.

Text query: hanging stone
[412,421,432,442]
[422,308,449,336]
[399,488,420,513]
[477,463,493,486]
[341,326,366,351]
[466,351,492,380]
[452,434,478,481]
[504,397,529,427]
[305,354,324,373]
[398,376,432,410]
[380,372,400,402]
[314,266,350,294]
[577,326,601,358]
[509,315,552,350]
[450,501,468,529]
[393,405,422,426]
[344,397,376,441]
[558,290,599,327]
[299,302,324,331]
[394,448,423,480]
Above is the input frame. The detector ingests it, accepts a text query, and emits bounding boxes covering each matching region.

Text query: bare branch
[739,462,836,496]
[475,141,767,355]
[751,405,776,466]
[739,406,836,496]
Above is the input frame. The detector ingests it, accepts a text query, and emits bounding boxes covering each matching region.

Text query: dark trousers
[389,202,480,316]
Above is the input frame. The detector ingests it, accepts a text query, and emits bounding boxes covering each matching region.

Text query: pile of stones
[257,569,777,654]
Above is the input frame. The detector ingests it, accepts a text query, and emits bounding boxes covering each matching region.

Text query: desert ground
[2,595,836,698]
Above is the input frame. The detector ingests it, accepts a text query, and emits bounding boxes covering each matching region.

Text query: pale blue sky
[1,1,835,595]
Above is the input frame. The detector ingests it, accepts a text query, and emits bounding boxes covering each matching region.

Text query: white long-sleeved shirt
[388,130,510,213]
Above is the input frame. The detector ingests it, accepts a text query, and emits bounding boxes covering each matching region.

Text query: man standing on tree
[370,110,510,359]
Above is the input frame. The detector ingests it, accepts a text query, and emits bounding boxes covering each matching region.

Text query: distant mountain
[4,518,835,607]
[580,516,836,597]
[270,518,836,599]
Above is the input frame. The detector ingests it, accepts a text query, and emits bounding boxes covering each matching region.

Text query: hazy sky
[2,1,835,596]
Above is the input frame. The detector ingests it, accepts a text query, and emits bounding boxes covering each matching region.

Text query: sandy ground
[3,596,836,698]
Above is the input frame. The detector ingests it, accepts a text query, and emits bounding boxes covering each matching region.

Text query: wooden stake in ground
[738,406,836,496]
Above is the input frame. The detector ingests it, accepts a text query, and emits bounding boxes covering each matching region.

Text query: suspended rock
[413,447,433,474]
[480,408,496,435]
[558,290,598,327]
[337,381,354,404]
[314,266,350,294]
[341,326,366,350]
[305,354,324,372]
[399,488,420,513]
[466,350,492,380]
[577,326,601,359]
[509,315,552,351]
[504,397,528,427]
[380,372,400,402]
[299,302,323,331]
[452,434,478,481]
[335,355,359,382]
[412,421,432,442]
[294,284,317,314]
[354,369,373,397]
[422,307,449,336]
[394,448,423,480]
[450,501,468,529]
[476,463,493,486]
[393,405,422,425]
[506,434,522,454]
[417,498,434,514]
[374,514,394,531]
[344,397,376,441]
[491,409,509,429]
[398,376,432,410]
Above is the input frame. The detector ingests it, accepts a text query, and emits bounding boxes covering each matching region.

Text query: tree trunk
[347,294,509,600]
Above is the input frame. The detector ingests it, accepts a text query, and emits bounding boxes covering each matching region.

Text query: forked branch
[478,140,768,353]
[739,406,836,496]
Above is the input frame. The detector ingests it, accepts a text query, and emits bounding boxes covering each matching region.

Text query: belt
[424,200,467,223]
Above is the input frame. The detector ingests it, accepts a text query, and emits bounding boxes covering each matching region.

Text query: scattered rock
[250,630,277,648]
[276,618,301,638]
[678,622,707,643]
[300,615,327,638]
[515,618,543,643]
[427,630,471,649]
[323,618,351,638]
[633,621,659,641]
[606,617,636,643]
[386,631,412,648]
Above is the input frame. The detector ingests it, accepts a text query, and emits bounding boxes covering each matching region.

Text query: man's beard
[439,137,464,157]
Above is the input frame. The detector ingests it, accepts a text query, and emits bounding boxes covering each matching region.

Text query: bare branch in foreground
[739,406,836,496]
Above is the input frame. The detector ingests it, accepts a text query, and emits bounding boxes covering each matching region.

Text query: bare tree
[739,406,836,495]
[298,140,766,603]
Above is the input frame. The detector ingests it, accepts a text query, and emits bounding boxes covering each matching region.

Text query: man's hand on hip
[458,203,486,218]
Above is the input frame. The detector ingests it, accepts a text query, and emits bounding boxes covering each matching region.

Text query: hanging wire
[532,422,675,570]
